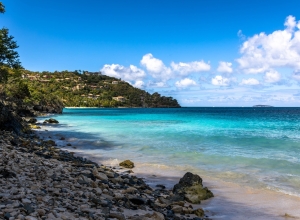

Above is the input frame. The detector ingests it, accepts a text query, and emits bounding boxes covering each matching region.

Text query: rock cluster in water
[43,118,59,124]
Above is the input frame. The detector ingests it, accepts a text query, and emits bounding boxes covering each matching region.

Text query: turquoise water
[40,107,300,197]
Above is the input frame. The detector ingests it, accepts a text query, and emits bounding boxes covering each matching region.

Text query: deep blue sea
[39,107,300,197]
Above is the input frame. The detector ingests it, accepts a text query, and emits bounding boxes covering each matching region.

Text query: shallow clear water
[39,107,300,197]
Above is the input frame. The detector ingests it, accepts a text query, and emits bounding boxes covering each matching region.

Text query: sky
[2,0,300,106]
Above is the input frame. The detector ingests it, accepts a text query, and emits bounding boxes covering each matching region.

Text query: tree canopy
[0,28,22,69]
[0,2,5,13]
[0,2,22,82]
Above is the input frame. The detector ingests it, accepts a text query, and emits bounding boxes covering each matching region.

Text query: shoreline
[34,121,300,220]
[0,119,212,220]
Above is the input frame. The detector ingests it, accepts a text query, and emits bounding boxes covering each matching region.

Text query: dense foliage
[9,70,180,108]
[0,2,22,83]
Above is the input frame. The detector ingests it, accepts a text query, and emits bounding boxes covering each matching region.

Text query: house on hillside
[27,75,40,80]
[113,96,125,102]
[73,84,84,91]
[112,81,118,84]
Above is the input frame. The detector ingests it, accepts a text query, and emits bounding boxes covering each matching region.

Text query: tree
[0,28,22,69]
[5,78,30,99]
[0,2,5,13]
[0,2,22,82]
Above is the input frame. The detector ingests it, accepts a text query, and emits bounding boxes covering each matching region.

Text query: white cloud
[211,75,230,86]
[240,78,260,85]
[146,81,168,88]
[133,80,145,88]
[171,60,210,75]
[217,61,233,73]
[140,53,172,81]
[237,15,300,74]
[285,15,297,31]
[264,69,281,83]
[175,78,197,88]
[237,30,246,40]
[101,64,146,81]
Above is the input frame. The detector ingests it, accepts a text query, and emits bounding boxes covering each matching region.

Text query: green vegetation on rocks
[173,172,214,204]
[119,160,135,169]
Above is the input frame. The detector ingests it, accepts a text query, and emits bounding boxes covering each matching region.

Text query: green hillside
[2,68,180,108]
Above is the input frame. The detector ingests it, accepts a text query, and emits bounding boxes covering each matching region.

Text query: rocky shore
[0,99,214,220]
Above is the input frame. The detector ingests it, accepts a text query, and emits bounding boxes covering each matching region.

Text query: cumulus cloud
[236,15,300,74]
[240,78,260,85]
[140,53,172,81]
[217,61,233,73]
[171,60,210,75]
[175,78,197,88]
[133,80,145,88]
[211,75,230,86]
[264,69,281,83]
[150,81,167,88]
[101,64,146,81]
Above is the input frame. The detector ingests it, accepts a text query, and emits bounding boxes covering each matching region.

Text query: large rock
[173,172,213,204]
[0,99,28,134]
[33,101,63,114]
[119,160,134,168]
[44,118,59,124]
[26,118,37,124]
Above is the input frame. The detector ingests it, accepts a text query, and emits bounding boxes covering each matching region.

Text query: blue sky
[2,0,300,106]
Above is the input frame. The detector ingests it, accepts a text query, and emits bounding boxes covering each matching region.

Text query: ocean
[38,107,300,198]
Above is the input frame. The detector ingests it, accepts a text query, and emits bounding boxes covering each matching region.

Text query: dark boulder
[0,100,28,134]
[27,118,37,124]
[173,172,213,204]
[44,118,59,124]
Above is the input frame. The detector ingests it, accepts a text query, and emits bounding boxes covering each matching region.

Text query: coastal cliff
[0,95,63,134]
[0,99,26,134]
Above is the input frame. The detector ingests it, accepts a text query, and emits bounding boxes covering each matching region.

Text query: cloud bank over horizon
[100,15,300,106]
